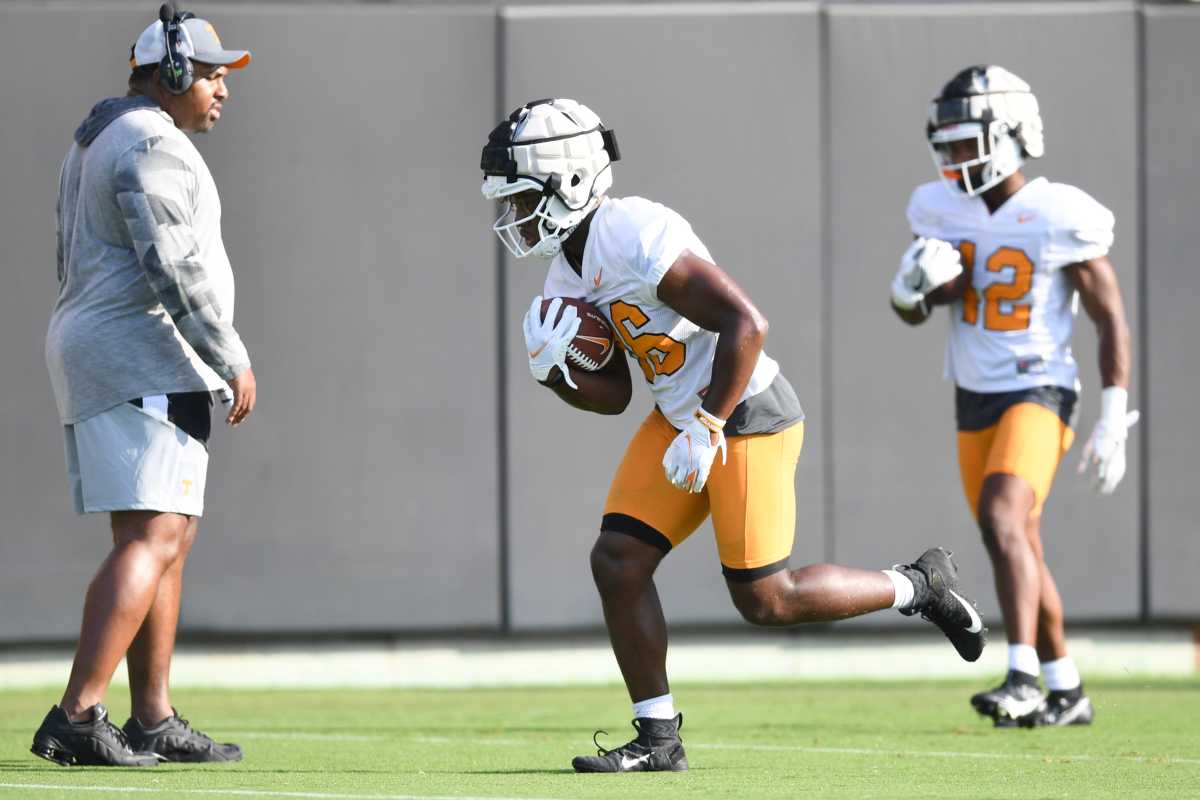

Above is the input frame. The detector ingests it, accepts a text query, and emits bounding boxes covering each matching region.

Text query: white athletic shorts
[63,398,209,516]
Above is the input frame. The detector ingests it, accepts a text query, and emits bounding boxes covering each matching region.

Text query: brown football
[539,296,616,372]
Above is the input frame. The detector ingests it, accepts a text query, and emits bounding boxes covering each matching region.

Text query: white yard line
[217,732,383,742]
[691,741,1200,766]
[0,785,565,800]
[419,733,1200,767]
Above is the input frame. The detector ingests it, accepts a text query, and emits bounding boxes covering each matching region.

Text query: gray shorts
[64,399,209,516]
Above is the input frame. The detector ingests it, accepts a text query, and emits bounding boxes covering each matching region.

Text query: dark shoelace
[590,729,612,757]
[173,715,218,749]
[102,718,135,751]
[590,720,655,758]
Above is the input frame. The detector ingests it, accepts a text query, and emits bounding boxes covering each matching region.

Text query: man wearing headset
[35,6,254,766]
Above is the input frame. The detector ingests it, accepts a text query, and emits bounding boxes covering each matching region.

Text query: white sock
[882,569,915,610]
[1042,656,1081,691]
[1008,644,1040,677]
[632,693,676,720]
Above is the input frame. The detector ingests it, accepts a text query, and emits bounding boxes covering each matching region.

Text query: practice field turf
[0,680,1196,799]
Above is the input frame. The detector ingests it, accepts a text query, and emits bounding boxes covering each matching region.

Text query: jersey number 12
[957,241,1034,332]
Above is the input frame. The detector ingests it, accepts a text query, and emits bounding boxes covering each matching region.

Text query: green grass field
[0,680,1197,799]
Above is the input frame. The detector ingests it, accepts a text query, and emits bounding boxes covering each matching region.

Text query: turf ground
[0,680,1196,799]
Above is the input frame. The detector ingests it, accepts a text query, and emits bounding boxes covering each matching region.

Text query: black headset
[158,3,195,95]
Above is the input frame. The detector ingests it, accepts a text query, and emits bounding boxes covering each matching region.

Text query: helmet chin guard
[480,99,620,258]
[926,65,1043,197]
[486,178,580,258]
[928,120,1025,197]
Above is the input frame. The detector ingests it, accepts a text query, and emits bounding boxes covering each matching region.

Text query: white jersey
[906,177,1114,394]
[544,195,779,430]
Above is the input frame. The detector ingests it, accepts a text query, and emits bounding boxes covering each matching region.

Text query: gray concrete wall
[1144,6,1200,619]
[0,2,1192,641]
[0,5,502,638]
[501,3,823,630]
[827,3,1142,626]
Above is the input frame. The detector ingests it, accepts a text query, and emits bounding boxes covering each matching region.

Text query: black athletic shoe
[896,547,987,661]
[1034,686,1094,726]
[572,715,688,773]
[971,670,1045,725]
[31,705,159,767]
[122,709,243,763]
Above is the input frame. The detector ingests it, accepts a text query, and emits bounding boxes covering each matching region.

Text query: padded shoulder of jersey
[598,195,679,235]
[1026,180,1114,239]
[1028,180,1115,267]
[906,181,974,238]
[597,195,698,286]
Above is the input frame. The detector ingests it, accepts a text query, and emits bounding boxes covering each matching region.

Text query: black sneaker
[895,547,987,661]
[572,715,688,773]
[1034,686,1094,726]
[122,709,243,763]
[971,670,1045,725]
[31,705,159,767]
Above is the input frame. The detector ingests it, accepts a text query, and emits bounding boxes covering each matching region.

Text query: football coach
[34,4,255,767]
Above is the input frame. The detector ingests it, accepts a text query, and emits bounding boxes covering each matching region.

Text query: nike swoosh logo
[593,266,603,288]
[1056,697,1092,725]
[1017,212,1037,224]
[949,589,984,633]
[576,334,612,356]
[999,693,1044,718]
[620,753,652,770]
[528,343,546,359]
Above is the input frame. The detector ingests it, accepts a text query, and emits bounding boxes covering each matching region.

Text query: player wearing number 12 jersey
[890,66,1138,727]
[482,98,988,773]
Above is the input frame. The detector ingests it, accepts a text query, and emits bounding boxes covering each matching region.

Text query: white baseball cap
[131,15,251,70]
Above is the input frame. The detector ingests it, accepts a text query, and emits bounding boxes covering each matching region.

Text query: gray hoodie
[47,96,250,424]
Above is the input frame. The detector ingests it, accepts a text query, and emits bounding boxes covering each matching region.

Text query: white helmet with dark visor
[927,65,1044,197]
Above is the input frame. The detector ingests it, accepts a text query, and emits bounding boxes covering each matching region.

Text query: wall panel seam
[818,2,835,564]
[1135,3,1150,621]
[494,7,512,634]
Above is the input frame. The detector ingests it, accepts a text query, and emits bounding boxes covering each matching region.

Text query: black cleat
[971,670,1045,725]
[896,547,987,661]
[31,705,159,767]
[122,709,243,763]
[1033,686,1094,726]
[572,715,688,773]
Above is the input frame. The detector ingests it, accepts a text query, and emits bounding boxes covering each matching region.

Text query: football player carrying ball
[482,98,989,773]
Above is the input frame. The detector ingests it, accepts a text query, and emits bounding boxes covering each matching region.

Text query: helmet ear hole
[570,174,582,187]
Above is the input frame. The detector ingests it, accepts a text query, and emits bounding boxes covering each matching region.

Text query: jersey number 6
[608,300,686,383]
[957,240,1034,332]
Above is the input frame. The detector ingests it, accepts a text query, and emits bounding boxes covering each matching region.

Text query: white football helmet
[927,65,1044,197]
[480,98,620,258]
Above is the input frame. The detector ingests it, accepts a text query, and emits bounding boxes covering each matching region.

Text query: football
[540,296,616,372]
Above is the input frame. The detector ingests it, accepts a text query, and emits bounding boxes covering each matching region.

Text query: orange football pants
[957,402,1074,519]
[603,409,804,574]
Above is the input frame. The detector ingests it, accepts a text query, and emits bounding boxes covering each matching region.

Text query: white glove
[891,237,963,311]
[662,408,728,493]
[1077,386,1140,495]
[522,295,581,390]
